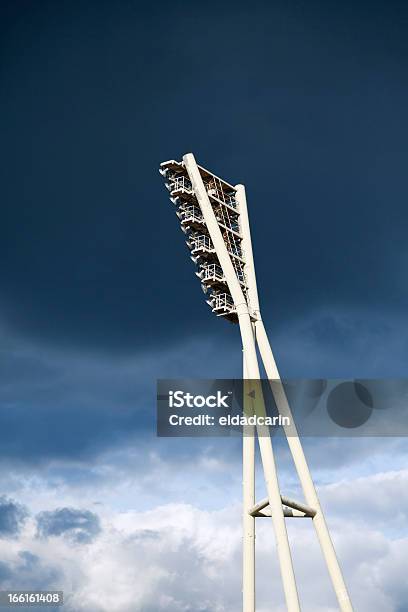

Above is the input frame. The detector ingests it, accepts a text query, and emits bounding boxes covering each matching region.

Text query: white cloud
[0,310,408,609]
[0,466,407,611]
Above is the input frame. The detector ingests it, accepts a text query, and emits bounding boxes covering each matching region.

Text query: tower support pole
[239,309,300,612]
[236,181,353,611]
[243,351,255,612]
[184,153,300,612]
[240,182,256,612]
[255,320,353,612]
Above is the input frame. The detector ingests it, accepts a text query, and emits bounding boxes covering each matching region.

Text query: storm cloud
[36,507,101,544]
[0,0,407,356]
[0,496,28,537]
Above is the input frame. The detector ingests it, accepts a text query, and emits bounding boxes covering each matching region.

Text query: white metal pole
[243,347,255,612]
[238,324,300,612]
[183,153,300,612]
[240,182,256,612]
[236,181,353,611]
[235,184,260,320]
[255,321,353,612]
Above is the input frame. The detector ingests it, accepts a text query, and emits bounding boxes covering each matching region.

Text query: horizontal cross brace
[253,508,308,518]
[249,495,317,518]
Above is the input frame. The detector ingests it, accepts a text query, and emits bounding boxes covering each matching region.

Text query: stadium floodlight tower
[159,153,353,612]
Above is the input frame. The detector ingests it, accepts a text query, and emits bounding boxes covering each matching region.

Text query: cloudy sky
[1,1,408,610]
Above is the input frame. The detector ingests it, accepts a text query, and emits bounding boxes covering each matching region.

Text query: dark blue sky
[0,0,407,466]
[1,0,407,354]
